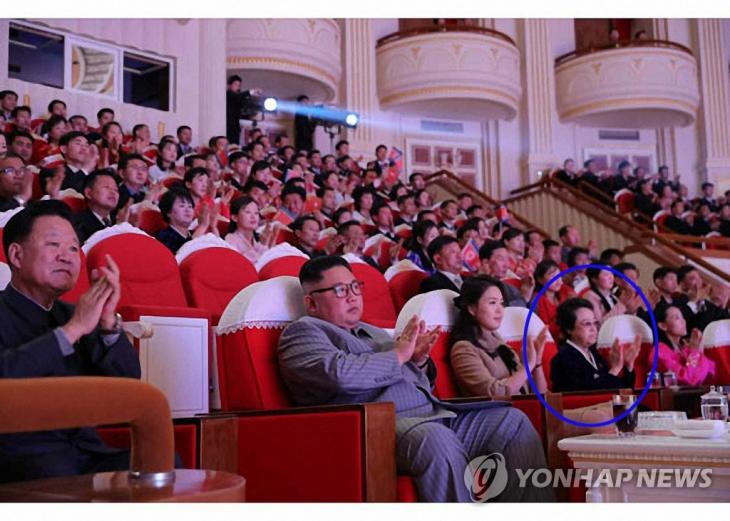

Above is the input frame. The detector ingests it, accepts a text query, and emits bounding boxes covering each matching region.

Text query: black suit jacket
[664,215,691,235]
[73,209,113,244]
[419,271,460,294]
[0,195,20,213]
[550,342,635,393]
[60,165,88,194]
[0,285,140,477]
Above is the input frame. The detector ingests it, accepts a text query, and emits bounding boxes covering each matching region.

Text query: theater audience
[550,298,640,393]
[0,200,140,483]
[419,236,464,293]
[156,188,213,254]
[450,275,548,398]
[73,170,120,244]
[477,240,530,307]
[277,256,553,502]
[225,196,274,264]
[405,220,438,274]
[656,305,716,386]
[533,259,570,341]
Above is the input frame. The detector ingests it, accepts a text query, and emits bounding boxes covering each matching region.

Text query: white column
[652,19,678,174]
[696,19,730,191]
[522,19,560,181]
[198,19,227,142]
[343,19,378,159]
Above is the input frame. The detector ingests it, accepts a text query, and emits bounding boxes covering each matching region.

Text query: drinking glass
[613,394,638,437]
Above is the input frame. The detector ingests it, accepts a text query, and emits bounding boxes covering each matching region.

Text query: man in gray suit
[278,256,554,502]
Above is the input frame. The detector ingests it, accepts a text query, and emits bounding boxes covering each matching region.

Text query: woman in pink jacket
[656,305,716,386]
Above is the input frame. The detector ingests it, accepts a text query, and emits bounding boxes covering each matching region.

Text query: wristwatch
[99,312,123,335]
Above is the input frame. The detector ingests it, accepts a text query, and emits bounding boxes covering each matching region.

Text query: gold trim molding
[226,56,338,87]
[379,85,520,109]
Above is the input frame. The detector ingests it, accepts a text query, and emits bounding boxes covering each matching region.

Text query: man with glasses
[278,256,554,502]
[550,297,640,393]
[0,153,31,212]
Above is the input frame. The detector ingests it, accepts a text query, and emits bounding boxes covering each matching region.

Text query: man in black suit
[0,200,141,483]
[419,235,463,293]
[293,95,316,153]
[176,125,194,159]
[674,265,729,333]
[634,179,660,217]
[73,170,120,243]
[58,131,92,194]
[550,298,639,393]
[664,200,691,235]
[367,144,394,175]
[0,153,27,212]
[699,182,718,213]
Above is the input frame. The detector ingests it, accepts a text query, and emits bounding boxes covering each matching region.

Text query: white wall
[0,19,226,147]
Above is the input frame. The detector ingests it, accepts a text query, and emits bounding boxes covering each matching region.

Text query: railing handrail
[376,25,516,49]
[555,39,694,67]
[505,176,730,284]
[424,169,550,239]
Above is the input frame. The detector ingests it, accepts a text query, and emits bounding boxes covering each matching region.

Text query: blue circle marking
[523,263,660,428]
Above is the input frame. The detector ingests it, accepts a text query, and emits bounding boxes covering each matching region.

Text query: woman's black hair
[449,275,517,373]
[228,195,259,234]
[534,259,559,294]
[556,298,594,338]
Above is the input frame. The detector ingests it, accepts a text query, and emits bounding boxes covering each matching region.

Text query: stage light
[263,97,278,112]
[345,113,359,128]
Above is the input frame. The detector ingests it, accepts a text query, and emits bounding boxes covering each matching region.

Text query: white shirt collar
[439,270,463,289]
[566,339,598,370]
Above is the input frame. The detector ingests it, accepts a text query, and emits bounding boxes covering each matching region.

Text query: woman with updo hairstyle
[405,219,438,274]
[449,275,548,398]
[225,195,274,263]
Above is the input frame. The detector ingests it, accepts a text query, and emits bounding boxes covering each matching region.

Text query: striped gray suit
[278,316,554,502]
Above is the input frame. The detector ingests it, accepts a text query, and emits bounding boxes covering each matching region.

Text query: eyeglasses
[1,166,29,177]
[576,320,601,329]
[309,280,365,299]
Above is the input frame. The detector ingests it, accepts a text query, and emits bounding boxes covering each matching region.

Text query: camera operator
[226,75,262,146]
[294,95,317,153]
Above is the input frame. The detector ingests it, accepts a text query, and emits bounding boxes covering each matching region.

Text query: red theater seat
[257,255,307,280]
[614,188,635,215]
[179,247,257,325]
[388,268,428,313]
[702,319,730,384]
[215,276,400,501]
[60,249,90,304]
[351,262,398,328]
[137,207,166,236]
[97,422,198,469]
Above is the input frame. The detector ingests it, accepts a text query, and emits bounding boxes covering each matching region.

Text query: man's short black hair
[335,140,349,151]
[409,172,424,183]
[227,74,242,85]
[466,204,484,216]
[676,265,697,284]
[176,125,191,135]
[184,166,209,184]
[556,298,595,337]
[158,188,194,224]
[250,160,271,178]
[3,200,74,260]
[543,238,560,250]
[60,130,90,148]
[299,255,352,286]
[456,218,480,242]
[183,154,204,169]
[47,99,66,112]
[316,185,334,199]
[439,199,457,210]
[0,90,18,100]
[426,235,458,262]
[243,179,268,194]
[8,130,33,146]
[291,214,319,232]
[558,225,571,238]
[97,108,114,121]
[337,219,361,236]
[375,144,387,153]
[118,153,146,171]
[228,151,247,165]
[567,247,589,267]
[658,165,669,174]
[652,266,676,282]
[599,248,624,264]
[479,240,506,261]
[68,114,87,124]
[11,106,31,118]
[613,262,637,274]
[132,124,148,138]
[397,193,415,206]
[502,227,522,242]
[281,184,306,202]
[208,135,226,148]
[83,169,118,192]
[417,209,436,222]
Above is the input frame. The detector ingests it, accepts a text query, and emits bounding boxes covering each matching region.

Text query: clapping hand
[394,316,420,365]
[689,328,703,350]
[608,338,625,376]
[623,335,642,370]
[412,325,442,367]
